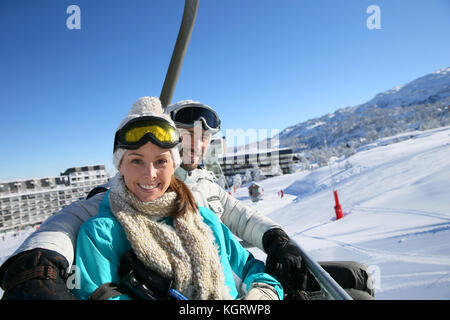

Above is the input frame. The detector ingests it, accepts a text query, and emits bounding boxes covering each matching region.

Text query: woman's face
[119,142,174,202]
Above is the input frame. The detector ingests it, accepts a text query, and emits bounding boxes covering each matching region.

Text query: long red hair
[169,176,198,217]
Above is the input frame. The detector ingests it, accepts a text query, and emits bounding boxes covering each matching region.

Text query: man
[167,101,374,300]
[168,101,286,251]
[0,99,373,300]
[168,101,308,294]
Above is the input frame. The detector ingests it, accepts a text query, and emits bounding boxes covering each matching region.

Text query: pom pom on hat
[116,96,175,132]
[130,96,162,114]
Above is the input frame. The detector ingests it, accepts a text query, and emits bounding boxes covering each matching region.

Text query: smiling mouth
[138,183,160,191]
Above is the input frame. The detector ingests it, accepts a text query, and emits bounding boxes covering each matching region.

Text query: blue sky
[1,0,449,180]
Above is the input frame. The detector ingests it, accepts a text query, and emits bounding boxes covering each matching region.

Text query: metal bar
[160,0,200,108]
[293,240,353,300]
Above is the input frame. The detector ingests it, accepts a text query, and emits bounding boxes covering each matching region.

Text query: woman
[73,97,283,300]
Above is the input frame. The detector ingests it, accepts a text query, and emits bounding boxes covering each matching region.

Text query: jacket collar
[174,166,216,184]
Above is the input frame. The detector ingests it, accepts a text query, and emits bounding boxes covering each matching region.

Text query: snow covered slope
[235,125,450,299]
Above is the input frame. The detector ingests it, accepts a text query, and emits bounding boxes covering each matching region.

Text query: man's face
[179,126,212,171]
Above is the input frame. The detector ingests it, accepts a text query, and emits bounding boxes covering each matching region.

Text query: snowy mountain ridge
[360,67,450,109]
[276,67,450,166]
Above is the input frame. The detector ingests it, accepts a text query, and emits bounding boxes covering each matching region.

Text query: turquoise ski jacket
[72,191,283,300]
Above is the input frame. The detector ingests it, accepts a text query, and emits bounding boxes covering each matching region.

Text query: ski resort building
[203,137,294,188]
[217,148,295,179]
[0,165,109,233]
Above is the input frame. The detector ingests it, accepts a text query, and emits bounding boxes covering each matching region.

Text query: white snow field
[239,126,450,299]
[1,125,450,299]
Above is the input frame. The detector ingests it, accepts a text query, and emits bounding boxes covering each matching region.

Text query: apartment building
[0,165,109,233]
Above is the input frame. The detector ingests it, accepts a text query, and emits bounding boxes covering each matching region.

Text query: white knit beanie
[113,96,181,169]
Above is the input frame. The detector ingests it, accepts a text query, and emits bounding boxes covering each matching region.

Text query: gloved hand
[242,282,279,300]
[0,248,77,300]
[263,228,307,293]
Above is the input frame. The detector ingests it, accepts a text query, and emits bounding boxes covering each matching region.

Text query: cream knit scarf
[108,175,230,300]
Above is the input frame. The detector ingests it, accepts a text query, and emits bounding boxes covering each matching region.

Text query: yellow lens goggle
[114,116,180,150]
[124,125,177,143]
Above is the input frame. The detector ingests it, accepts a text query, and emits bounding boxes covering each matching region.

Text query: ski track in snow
[292,205,450,272]
[299,225,450,267]
[353,205,450,222]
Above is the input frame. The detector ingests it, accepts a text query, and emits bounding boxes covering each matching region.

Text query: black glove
[263,228,307,292]
[0,248,77,300]
[118,250,173,300]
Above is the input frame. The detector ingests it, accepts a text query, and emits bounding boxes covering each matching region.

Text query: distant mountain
[359,67,450,110]
[275,67,450,166]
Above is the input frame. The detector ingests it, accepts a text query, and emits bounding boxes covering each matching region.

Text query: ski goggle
[170,103,221,132]
[114,116,181,151]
